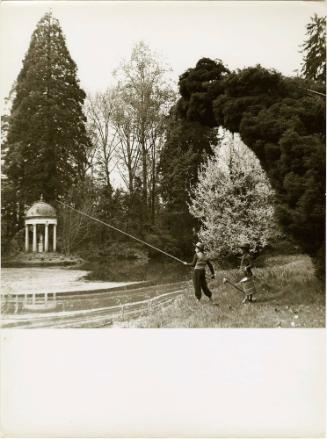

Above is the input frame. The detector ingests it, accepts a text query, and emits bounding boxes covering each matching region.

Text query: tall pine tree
[159,108,218,256]
[4,12,90,218]
[300,14,326,83]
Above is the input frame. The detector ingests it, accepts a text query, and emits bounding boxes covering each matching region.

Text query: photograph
[1,0,325,329]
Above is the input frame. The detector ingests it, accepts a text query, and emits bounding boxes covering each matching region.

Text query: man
[184,242,215,302]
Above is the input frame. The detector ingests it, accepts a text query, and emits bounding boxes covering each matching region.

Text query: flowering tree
[189,130,277,256]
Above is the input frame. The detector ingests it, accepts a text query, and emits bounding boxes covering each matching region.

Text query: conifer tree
[300,14,326,83]
[4,12,90,217]
[159,109,218,255]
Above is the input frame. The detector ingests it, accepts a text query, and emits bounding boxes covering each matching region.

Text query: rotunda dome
[25,197,57,219]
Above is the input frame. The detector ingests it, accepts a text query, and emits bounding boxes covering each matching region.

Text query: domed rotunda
[25,195,57,253]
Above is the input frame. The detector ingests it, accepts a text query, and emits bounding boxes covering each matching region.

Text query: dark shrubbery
[160,59,325,277]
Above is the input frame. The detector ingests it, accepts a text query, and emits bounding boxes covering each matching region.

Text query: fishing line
[57,200,185,265]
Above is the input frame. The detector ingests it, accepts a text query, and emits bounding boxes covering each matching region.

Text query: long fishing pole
[57,200,185,265]
[296,85,326,98]
[304,88,326,98]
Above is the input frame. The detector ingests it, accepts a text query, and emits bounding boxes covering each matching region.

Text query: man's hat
[195,242,204,251]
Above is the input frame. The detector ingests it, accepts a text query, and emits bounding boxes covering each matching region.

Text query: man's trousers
[192,269,212,300]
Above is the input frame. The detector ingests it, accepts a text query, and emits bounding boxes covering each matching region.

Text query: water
[1,259,191,317]
[1,258,191,296]
[83,257,191,284]
[1,267,136,295]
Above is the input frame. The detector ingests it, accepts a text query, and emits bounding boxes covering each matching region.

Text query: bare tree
[59,181,97,255]
[85,89,120,189]
[111,85,141,196]
[113,42,176,222]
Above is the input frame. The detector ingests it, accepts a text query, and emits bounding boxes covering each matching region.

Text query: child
[239,242,256,304]
[184,242,215,302]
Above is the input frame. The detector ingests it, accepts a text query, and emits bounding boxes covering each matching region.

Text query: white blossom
[189,129,277,257]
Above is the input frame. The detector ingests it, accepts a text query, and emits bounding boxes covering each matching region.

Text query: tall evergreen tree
[158,59,228,255]
[159,108,218,255]
[4,12,90,216]
[300,14,326,83]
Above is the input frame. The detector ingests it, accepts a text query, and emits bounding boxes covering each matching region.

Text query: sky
[0,0,326,108]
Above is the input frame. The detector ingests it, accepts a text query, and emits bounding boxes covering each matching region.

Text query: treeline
[1,12,325,277]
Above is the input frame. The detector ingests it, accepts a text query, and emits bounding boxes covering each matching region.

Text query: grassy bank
[114,254,325,328]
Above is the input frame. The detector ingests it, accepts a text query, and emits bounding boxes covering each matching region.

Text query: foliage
[57,177,98,255]
[190,130,277,257]
[300,14,326,82]
[1,179,19,253]
[177,57,230,126]
[158,59,228,256]
[214,72,325,276]
[3,12,90,218]
[159,109,218,255]
[167,54,325,277]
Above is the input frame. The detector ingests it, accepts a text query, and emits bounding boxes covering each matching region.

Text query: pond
[1,257,192,296]
[82,257,192,284]
[1,266,137,295]
[1,258,192,317]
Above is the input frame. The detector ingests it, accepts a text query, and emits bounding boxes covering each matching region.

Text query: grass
[114,254,325,328]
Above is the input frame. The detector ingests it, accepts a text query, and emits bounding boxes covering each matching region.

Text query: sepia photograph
[1,0,325,329]
[1,2,326,438]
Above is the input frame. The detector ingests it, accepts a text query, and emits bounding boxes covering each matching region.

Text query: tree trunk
[150,146,156,224]
[141,130,148,207]
[126,135,134,196]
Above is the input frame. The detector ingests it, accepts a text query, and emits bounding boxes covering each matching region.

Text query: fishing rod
[57,200,185,265]
[304,88,326,98]
[295,85,326,98]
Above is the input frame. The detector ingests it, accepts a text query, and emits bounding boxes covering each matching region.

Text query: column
[25,224,29,252]
[32,224,37,252]
[45,223,49,252]
[15,294,19,314]
[53,224,57,252]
